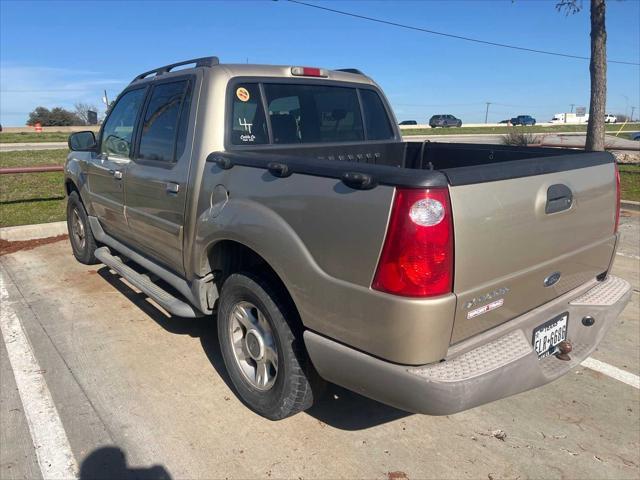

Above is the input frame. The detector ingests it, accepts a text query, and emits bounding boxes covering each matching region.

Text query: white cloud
[0,65,127,126]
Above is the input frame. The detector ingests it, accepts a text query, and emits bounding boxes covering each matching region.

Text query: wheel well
[208,240,302,329]
[65,179,79,197]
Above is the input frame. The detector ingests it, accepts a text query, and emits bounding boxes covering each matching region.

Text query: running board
[94,246,200,318]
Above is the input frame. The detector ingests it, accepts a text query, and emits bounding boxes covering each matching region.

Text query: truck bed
[213,141,617,344]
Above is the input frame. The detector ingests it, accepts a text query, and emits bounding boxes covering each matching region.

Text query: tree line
[26,103,99,126]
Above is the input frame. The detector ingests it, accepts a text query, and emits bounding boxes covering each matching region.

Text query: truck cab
[65,57,631,420]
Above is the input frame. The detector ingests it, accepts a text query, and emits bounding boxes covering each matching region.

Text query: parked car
[65,57,630,420]
[429,114,462,128]
[399,120,418,126]
[510,115,536,126]
[631,132,640,141]
[604,114,617,123]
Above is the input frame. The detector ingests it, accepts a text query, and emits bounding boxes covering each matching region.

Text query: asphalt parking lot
[1,212,638,480]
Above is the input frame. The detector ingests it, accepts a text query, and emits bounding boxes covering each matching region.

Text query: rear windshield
[229,82,394,146]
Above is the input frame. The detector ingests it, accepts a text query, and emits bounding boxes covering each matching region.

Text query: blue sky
[1,0,638,126]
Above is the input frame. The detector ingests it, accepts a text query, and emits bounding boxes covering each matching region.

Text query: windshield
[229,82,394,146]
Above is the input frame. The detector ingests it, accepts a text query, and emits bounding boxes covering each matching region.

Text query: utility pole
[631,106,636,122]
[484,102,491,124]
[570,104,575,113]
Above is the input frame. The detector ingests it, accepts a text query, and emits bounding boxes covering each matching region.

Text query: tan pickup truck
[64,57,631,420]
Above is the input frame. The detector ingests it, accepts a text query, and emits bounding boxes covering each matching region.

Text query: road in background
[1,212,638,480]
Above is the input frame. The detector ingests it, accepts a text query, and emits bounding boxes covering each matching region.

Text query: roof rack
[132,56,220,83]
[335,68,365,75]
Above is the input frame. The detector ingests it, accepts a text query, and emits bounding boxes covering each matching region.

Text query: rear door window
[138,80,188,163]
[230,83,268,145]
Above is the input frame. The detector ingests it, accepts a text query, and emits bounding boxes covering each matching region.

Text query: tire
[66,191,99,264]
[217,272,315,420]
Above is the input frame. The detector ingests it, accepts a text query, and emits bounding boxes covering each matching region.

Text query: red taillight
[614,163,621,233]
[372,188,454,297]
[291,66,327,77]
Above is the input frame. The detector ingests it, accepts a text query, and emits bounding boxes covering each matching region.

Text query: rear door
[124,77,194,274]
[448,160,617,343]
[88,87,146,239]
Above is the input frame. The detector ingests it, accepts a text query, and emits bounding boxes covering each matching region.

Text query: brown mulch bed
[0,234,68,256]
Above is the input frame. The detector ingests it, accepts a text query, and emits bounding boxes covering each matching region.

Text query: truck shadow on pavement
[80,446,171,480]
[97,267,410,431]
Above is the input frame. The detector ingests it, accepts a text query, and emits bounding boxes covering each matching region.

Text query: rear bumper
[304,275,632,415]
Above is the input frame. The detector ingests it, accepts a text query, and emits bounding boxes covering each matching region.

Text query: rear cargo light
[291,66,327,77]
[372,188,453,297]
[614,163,621,233]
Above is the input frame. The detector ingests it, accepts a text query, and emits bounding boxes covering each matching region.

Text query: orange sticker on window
[236,87,250,102]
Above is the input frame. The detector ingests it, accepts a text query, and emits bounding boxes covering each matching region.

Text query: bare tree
[557,0,607,151]
[74,102,98,126]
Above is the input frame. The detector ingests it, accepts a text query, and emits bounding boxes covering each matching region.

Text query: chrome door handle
[109,170,123,180]
[165,182,179,194]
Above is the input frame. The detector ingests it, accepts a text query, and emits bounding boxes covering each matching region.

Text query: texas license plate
[533,313,568,359]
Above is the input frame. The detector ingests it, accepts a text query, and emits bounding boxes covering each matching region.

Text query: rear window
[230,83,268,145]
[229,82,394,146]
[360,89,393,140]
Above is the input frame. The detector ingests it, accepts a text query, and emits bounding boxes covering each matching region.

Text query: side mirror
[68,131,97,151]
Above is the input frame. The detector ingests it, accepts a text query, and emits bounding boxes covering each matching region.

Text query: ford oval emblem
[544,272,561,287]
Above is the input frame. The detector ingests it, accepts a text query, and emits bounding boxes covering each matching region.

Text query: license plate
[533,313,568,359]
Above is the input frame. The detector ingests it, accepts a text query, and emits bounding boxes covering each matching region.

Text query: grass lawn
[0,149,68,227]
[619,164,640,203]
[617,131,640,141]
[401,122,640,136]
[0,131,74,143]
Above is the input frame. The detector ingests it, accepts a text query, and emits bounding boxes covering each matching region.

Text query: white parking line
[0,276,78,480]
[616,252,640,260]
[582,357,640,389]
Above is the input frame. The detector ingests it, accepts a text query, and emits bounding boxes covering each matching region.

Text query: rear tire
[217,272,315,420]
[66,191,99,264]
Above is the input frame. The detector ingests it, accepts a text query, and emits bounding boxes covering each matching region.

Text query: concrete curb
[0,221,67,242]
[621,200,640,212]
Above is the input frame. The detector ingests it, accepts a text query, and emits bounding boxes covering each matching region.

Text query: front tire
[66,191,98,264]
[217,272,314,420]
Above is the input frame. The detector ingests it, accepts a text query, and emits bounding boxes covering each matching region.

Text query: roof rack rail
[335,68,365,75]
[132,56,220,83]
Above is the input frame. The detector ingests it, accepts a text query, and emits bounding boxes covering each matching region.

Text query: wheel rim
[71,208,86,250]
[228,301,278,391]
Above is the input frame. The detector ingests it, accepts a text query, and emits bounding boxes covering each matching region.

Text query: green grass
[401,123,640,136]
[0,132,72,143]
[619,164,640,203]
[616,131,640,141]
[0,149,68,227]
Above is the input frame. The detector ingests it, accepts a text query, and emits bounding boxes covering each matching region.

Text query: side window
[230,83,268,145]
[100,88,146,158]
[360,89,394,140]
[138,80,187,163]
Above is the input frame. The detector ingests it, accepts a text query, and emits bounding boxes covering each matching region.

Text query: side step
[94,247,200,318]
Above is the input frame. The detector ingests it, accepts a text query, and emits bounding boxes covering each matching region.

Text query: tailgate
[448,158,617,343]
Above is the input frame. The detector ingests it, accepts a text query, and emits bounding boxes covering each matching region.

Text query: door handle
[546,184,573,214]
[165,182,180,194]
[109,169,123,180]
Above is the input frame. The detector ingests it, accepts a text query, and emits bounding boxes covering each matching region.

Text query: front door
[88,87,146,239]
[124,78,194,274]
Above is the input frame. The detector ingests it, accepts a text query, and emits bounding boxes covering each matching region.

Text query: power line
[286,0,640,66]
